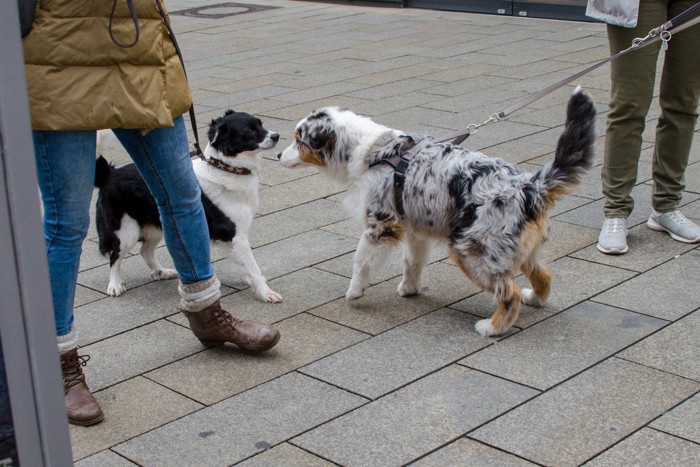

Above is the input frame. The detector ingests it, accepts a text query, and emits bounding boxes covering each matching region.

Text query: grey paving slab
[310,262,482,335]
[572,222,697,273]
[451,256,637,329]
[546,193,595,218]
[237,442,334,467]
[113,372,367,466]
[257,173,346,215]
[319,217,365,239]
[249,198,347,248]
[650,393,700,444]
[74,281,181,346]
[412,437,537,467]
[271,82,370,105]
[79,320,204,392]
[618,310,700,381]
[348,92,440,118]
[682,198,700,220]
[74,450,137,467]
[424,87,524,114]
[316,241,449,284]
[146,313,368,405]
[78,238,110,271]
[256,156,319,187]
[215,230,358,289]
[555,183,700,230]
[538,219,599,263]
[301,308,490,399]
[293,365,538,466]
[470,358,700,466]
[583,428,700,467]
[462,301,666,390]
[69,377,203,461]
[478,138,555,164]
[77,245,176,294]
[594,250,700,321]
[208,267,349,324]
[74,284,105,308]
[685,160,700,193]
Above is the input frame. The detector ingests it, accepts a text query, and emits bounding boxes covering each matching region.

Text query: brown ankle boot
[184,301,280,352]
[61,349,104,426]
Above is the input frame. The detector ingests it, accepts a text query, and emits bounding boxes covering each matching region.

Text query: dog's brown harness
[369,127,477,216]
[191,153,251,176]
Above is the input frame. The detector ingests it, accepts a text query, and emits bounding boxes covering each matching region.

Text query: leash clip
[660,30,672,50]
[470,113,501,135]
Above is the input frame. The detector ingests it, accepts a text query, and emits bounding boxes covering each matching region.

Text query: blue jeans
[33,116,214,337]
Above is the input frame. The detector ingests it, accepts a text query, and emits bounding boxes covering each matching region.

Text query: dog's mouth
[278,144,303,168]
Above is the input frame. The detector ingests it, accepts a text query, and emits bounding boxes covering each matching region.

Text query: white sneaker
[647,210,700,243]
[597,218,628,254]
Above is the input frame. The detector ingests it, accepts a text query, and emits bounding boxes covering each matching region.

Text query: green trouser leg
[652,1,700,212]
[602,0,700,218]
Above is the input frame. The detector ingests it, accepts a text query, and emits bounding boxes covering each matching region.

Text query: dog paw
[265,290,282,303]
[475,319,496,337]
[152,268,178,281]
[345,286,364,300]
[521,288,545,307]
[107,282,126,297]
[397,280,420,297]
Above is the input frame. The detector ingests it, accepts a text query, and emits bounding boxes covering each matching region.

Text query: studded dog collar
[192,153,252,176]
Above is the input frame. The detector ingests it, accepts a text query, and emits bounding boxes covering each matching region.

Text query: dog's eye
[246,130,255,137]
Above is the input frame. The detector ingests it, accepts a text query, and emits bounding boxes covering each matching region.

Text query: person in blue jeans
[25,0,280,426]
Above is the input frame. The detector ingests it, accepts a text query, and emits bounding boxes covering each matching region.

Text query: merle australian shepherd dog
[279,88,596,336]
[94,110,282,303]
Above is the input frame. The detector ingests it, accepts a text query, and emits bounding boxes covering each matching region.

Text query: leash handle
[494,4,700,121]
[155,0,203,157]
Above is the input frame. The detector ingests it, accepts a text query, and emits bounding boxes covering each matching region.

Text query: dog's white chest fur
[192,159,258,232]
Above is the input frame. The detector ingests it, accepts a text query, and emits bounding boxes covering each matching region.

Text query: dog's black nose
[277,153,281,160]
[271,133,280,143]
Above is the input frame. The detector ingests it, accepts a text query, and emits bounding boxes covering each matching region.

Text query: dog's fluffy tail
[94,155,113,189]
[533,86,596,207]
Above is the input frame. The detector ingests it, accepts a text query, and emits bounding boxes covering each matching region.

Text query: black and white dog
[279,88,596,336]
[95,110,282,303]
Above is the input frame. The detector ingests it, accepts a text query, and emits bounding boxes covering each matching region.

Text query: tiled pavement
[70,1,700,465]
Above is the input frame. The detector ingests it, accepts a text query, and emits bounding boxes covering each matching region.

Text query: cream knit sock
[178,276,221,312]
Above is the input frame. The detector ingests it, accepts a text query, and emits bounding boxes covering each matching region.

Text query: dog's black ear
[224,109,235,117]
[308,124,334,150]
[208,117,226,146]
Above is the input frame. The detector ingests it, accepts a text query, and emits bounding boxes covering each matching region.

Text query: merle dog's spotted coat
[279,89,596,336]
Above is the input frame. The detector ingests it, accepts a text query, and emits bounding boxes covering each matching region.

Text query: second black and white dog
[94,110,282,303]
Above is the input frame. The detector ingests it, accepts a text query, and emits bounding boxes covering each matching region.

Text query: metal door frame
[0,2,73,465]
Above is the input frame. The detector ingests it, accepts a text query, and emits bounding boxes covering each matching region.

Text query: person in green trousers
[587,0,700,254]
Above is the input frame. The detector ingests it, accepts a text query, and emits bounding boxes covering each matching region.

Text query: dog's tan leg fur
[487,283,522,335]
[521,262,552,307]
[449,249,523,336]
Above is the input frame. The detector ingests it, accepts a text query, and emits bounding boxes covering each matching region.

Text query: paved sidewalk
[71,1,699,465]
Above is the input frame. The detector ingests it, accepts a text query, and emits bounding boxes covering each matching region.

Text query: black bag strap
[154,0,202,157]
[109,0,140,48]
[18,0,38,37]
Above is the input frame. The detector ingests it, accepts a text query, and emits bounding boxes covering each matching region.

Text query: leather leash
[403,2,700,159]
[374,3,700,215]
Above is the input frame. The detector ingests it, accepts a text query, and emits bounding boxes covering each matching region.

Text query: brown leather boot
[183,301,280,352]
[60,349,104,426]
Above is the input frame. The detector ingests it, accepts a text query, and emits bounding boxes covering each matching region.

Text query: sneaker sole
[647,218,700,244]
[597,243,628,255]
